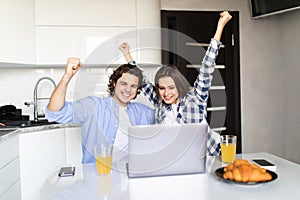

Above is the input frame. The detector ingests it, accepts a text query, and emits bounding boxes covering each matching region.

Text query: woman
[120,11,232,155]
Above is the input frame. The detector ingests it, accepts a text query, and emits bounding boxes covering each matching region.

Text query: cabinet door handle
[185,42,225,48]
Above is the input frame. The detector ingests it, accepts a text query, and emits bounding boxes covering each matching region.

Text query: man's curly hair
[107,64,143,99]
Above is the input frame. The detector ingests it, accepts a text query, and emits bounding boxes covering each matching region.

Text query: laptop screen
[127,122,208,178]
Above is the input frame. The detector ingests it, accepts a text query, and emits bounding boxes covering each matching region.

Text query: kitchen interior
[0,0,300,199]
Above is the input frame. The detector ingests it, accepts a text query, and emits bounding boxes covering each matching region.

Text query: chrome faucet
[25,77,56,122]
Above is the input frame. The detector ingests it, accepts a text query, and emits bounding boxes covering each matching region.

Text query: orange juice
[221,143,236,163]
[96,155,112,175]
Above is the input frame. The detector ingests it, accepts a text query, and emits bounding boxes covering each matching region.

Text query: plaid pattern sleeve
[194,39,221,156]
[142,80,160,107]
[128,60,160,107]
[207,129,221,156]
[194,38,221,103]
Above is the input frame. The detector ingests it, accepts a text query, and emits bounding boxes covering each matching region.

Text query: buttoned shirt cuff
[128,60,136,66]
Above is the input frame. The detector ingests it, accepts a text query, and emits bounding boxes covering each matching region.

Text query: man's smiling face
[113,72,139,107]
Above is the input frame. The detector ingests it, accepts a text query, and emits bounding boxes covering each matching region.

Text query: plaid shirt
[132,38,221,155]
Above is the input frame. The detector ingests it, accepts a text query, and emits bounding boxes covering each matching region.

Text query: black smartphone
[58,166,76,177]
[252,159,276,170]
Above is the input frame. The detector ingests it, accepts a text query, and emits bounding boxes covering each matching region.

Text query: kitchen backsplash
[0,64,157,120]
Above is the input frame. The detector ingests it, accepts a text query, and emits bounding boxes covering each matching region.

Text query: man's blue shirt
[45,96,154,163]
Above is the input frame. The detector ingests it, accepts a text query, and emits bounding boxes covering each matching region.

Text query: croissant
[223,159,272,182]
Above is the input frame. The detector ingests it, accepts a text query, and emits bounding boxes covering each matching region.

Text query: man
[46,58,154,163]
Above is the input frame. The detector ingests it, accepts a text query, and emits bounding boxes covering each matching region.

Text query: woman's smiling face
[158,76,179,104]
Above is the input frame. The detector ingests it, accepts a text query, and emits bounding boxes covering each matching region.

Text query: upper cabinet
[35,0,136,26]
[35,26,139,64]
[35,0,161,65]
[35,0,137,64]
[0,0,36,64]
[1,0,161,66]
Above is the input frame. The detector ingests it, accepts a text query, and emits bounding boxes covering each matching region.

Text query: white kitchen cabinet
[19,129,66,200]
[0,0,161,66]
[35,0,136,26]
[136,0,162,64]
[36,26,137,64]
[35,25,163,65]
[0,0,36,64]
[0,180,21,200]
[65,127,83,165]
[35,0,161,65]
[0,134,20,199]
[35,0,137,65]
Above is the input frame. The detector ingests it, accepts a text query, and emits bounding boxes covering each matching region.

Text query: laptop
[127,122,208,178]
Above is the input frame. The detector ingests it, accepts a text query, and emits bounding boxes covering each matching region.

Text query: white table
[38,153,300,200]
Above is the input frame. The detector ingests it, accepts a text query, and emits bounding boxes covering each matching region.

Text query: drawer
[0,179,21,200]
[0,157,20,196]
[0,135,19,168]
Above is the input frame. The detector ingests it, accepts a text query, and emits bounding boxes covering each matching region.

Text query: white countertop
[37,152,300,200]
[0,123,78,142]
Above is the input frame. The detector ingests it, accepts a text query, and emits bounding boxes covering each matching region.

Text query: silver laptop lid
[127,122,208,178]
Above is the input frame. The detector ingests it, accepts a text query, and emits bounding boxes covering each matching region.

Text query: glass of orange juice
[94,144,113,175]
[97,173,112,196]
[220,135,237,163]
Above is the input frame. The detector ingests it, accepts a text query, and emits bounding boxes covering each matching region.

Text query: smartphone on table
[252,159,276,171]
[58,166,76,177]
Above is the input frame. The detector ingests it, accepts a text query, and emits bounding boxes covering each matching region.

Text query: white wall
[280,11,300,163]
[161,0,300,163]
